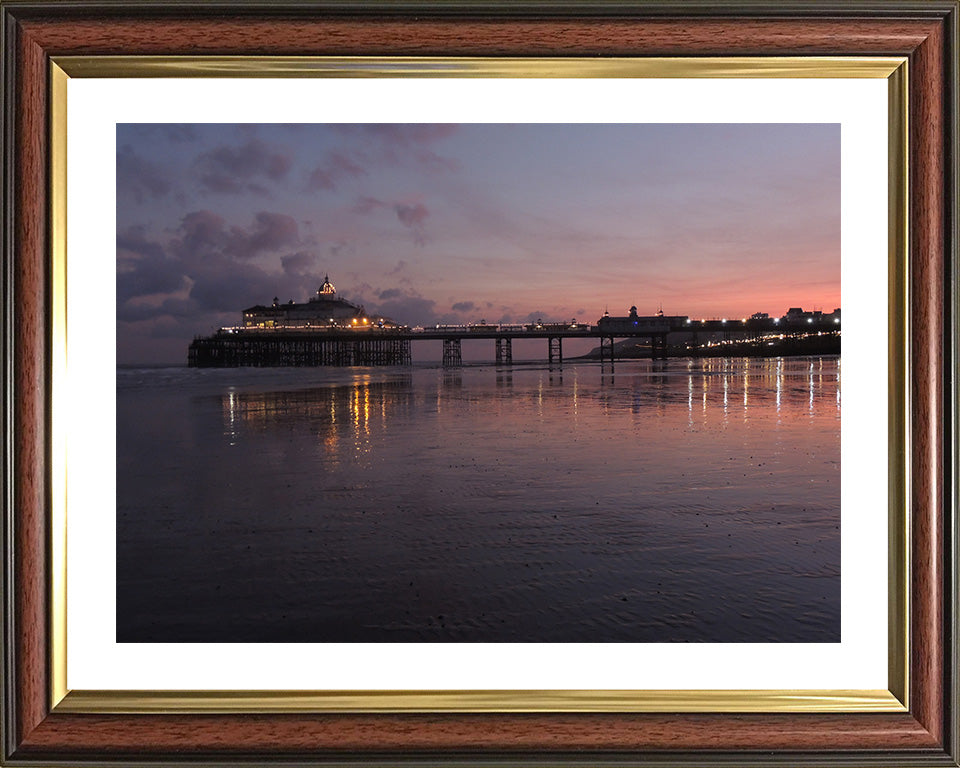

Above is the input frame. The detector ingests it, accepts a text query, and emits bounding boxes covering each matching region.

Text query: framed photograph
[2,2,957,766]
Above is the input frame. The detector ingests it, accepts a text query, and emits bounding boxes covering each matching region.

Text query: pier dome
[315,275,337,298]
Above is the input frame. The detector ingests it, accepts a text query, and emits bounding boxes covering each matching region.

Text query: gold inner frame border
[48,55,909,714]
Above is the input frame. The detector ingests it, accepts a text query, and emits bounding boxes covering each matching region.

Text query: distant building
[597,304,687,333]
[241,276,400,329]
[781,306,840,325]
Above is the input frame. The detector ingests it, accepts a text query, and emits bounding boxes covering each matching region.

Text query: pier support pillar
[651,333,667,360]
[548,336,563,368]
[442,337,462,367]
[600,336,616,367]
[189,334,412,368]
[495,337,512,365]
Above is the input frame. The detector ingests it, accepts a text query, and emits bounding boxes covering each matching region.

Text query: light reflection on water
[117,357,840,643]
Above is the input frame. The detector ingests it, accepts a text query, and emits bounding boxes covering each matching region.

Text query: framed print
[1,2,957,766]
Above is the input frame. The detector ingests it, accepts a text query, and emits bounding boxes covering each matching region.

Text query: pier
[188,276,841,368]
[188,315,840,368]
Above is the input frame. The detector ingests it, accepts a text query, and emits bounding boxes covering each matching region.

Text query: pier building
[596,305,686,360]
[189,276,411,367]
[241,276,399,330]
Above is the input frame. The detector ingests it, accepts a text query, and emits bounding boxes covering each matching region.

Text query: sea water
[117,356,840,642]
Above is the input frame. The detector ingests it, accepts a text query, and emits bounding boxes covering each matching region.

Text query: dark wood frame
[1,1,957,765]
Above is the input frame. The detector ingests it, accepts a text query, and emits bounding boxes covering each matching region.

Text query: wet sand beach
[117,357,840,643]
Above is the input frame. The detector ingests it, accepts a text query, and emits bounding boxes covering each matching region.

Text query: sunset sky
[116,123,840,364]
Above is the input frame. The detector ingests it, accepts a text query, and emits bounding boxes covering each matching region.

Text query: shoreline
[575,334,840,362]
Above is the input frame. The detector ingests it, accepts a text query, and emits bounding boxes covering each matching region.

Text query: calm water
[117,357,840,642]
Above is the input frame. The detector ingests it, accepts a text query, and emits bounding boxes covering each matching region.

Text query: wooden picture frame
[2,1,957,765]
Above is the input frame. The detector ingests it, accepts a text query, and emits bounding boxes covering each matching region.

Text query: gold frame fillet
[49,55,909,715]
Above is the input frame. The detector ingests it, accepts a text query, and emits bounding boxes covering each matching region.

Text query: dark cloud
[117,145,172,204]
[118,210,318,331]
[118,225,167,263]
[394,203,429,245]
[451,301,475,312]
[176,210,230,259]
[379,288,402,300]
[117,296,200,324]
[353,196,386,215]
[395,203,428,228]
[170,210,300,262]
[368,290,437,326]
[187,259,279,313]
[173,211,307,310]
[195,139,292,194]
[307,151,366,192]
[117,228,186,303]
[228,212,301,259]
[281,251,317,274]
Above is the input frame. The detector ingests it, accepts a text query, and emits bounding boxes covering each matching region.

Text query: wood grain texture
[13,712,943,755]
[13,21,49,748]
[908,13,946,747]
[17,16,941,56]
[4,5,955,763]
